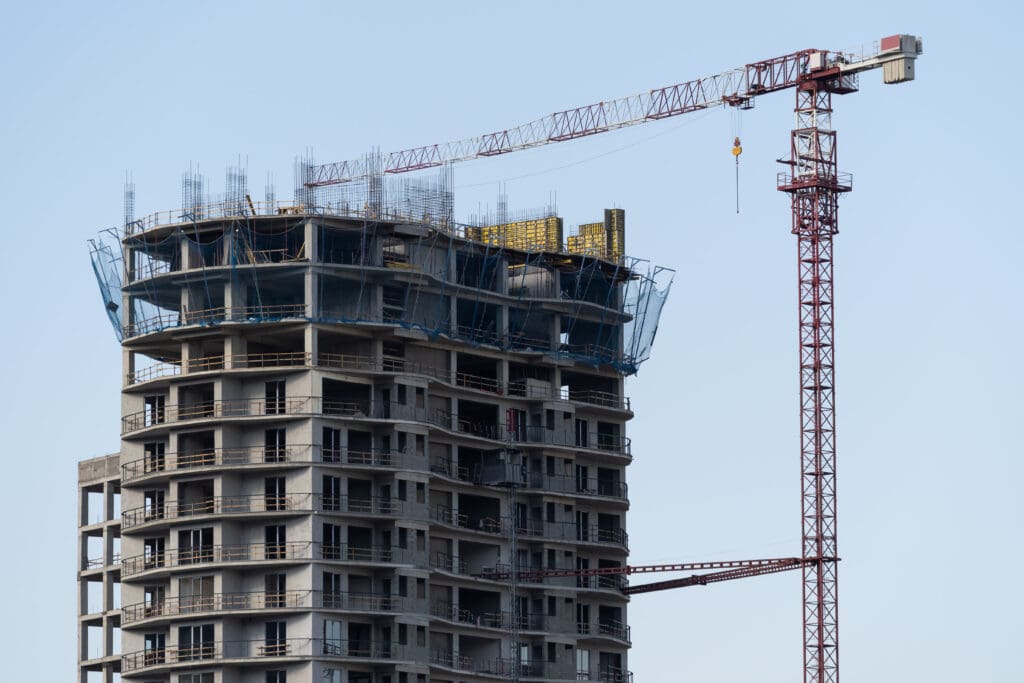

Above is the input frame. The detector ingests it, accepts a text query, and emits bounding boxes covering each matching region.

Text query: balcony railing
[511,520,628,549]
[429,551,467,574]
[431,652,570,678]
[524,472,628,499]
[121,445,313,482]
[122,493,311,529]
[322,353,630,410]
[577,525,630,548]
[430,649,474,671]
[577,619,632,643]
[319,544,407,563]
[321,591,412,612]
[125,303,309,339]
[122,542,426,578]
[322,447,416,469]
[121,397,311,433]
[481,563,624,590]
[122,397,630,454]
[121,590,419,625]
[121,590,311,624]
[320,639,399,659]
[120,541,314,578]
[122,638,312,672]
[430,603,546,631]
[430,504,503,534]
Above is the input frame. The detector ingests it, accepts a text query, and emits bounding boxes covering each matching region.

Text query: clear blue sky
[1,1,1020,680]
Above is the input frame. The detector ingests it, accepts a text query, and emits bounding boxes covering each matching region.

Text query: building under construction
[78,163,672,683]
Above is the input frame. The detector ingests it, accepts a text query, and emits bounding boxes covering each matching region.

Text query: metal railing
[122,397,630,454]
[120,541,314,578]
[125,304,308,339]
[319,544,407,563]
[577,619,631,643]
[321,591,413,612]
[525,472,628,499]
[577,525,630,548]
[429,551,467,574]
[121,590,420,625]
[121,638,312,672]
[126,348,630,411]
[121,493,310,529]
[430,603,546,631]
[127,362,182,385]
[430,649,475,671]
[121,445,416,483]
[84,553,121,570]
[121,590,310,624]
[121,445,312,482]
[121,396,311,433]
[320,494,413,517]
[430,504,503,534]
[126,351,308,385]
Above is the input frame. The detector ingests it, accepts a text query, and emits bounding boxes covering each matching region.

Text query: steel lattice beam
[475,557,799,583]
[779,82,848,683]
[625,558,808,595]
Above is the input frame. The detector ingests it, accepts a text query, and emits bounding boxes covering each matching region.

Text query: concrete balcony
[126,351,309,387]
[121,590,311,625]
[122,590,425,627]
[124,303,309,340]
[430,603,557,633]
[121,444,314,484]
[121,493,312,530]
[120,541,315,579]
[123,494,425,532]
[121,396,313,434]
[122,637,424,674]
[121,638,313,674]
[577,618,632,644]
[121,445,418,485]
[430,504,503,535]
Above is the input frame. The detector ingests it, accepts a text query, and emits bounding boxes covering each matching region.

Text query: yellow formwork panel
[606,208,625,260]
[567,230,608,257]
[474,216,563,252]
[465,210,624,260]
[566,209,626,260]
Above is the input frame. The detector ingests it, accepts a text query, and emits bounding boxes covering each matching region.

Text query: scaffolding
[90,160,673,375]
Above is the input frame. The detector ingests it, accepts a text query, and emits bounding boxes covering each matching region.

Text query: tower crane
[309,34,923,683]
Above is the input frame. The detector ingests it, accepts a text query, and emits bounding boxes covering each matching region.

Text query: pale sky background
[1,1,1021,681]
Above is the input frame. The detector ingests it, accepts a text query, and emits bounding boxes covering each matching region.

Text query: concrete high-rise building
[79,174,670,683]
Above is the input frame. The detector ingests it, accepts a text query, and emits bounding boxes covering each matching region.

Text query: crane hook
[732,137,742,214]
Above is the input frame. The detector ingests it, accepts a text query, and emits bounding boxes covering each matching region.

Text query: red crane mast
[310,34,923,683]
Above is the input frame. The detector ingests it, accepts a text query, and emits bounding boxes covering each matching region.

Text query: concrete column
[224,334,246,369]
[180,339,192,374]
[498,358,509,392]
[123,349,134,386]
[103,481,115,523]
[498,304,508,345]
[305,326,318,367]
[179,285,190,321]
[304,219,317,262]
